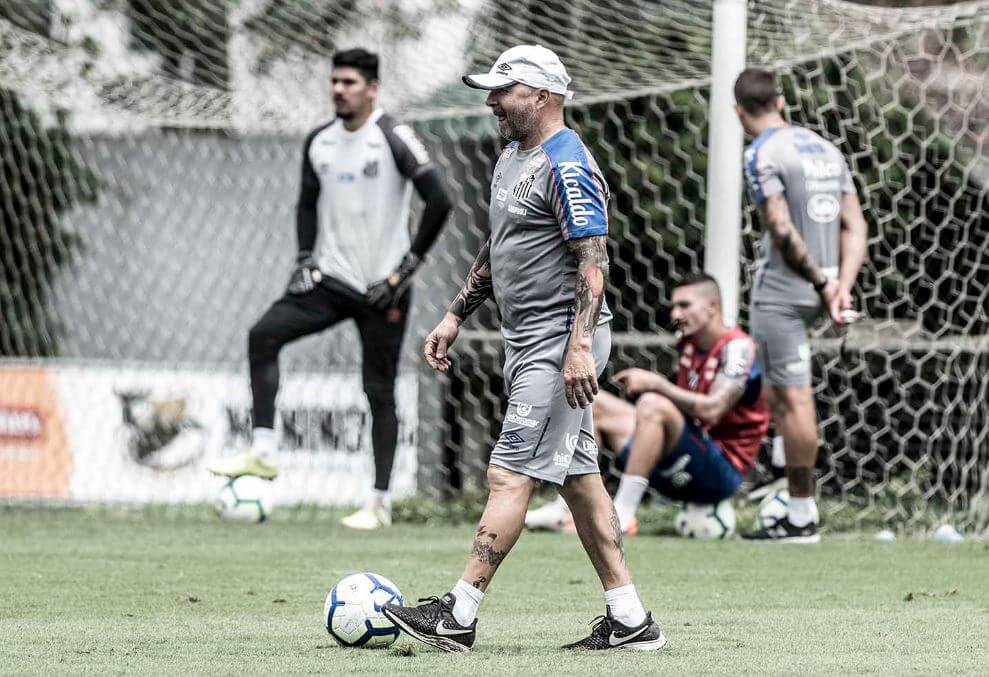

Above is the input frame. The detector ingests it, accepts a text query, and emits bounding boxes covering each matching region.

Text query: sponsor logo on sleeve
[556,161,597,227]
[722,340,753,379]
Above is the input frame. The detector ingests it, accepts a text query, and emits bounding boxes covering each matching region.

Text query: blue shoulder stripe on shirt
[542,129,608,239]
[745,126,783,204]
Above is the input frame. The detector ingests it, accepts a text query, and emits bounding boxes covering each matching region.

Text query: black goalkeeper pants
[247,276,409,491]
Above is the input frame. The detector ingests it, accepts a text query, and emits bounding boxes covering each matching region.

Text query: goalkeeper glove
[365,252,421,310]
[286,251,322,295]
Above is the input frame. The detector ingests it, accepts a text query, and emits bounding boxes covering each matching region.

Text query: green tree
[0,91,98,356]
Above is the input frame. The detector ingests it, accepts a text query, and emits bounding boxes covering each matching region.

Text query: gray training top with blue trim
[488,127,613,351]
[743,125,856,307]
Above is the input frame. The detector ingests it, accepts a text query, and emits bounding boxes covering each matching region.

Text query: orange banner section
[0,368,70,497]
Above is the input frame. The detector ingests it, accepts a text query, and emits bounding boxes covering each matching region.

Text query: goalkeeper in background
[733,68,867,543]
[209,48,453,531]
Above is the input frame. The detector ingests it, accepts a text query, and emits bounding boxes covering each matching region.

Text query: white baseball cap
[463,45,573,99]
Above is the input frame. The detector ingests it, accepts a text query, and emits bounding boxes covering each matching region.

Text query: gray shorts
[750,302,820,387]
[489,326,612,485]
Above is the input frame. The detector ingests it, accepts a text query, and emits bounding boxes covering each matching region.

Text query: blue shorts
[616,418,743,504]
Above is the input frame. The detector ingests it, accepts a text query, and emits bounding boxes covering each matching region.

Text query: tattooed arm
[423,239,493,372]
[614,338,756,426]
[614,369,746,426]
[562,235,610,409]
[761,194,830,291]
[448,238,493,321]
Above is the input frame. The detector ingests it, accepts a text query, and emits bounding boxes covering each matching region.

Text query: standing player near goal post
[733,68,868,543]
[383,45,666,653]
[209,48,453,531]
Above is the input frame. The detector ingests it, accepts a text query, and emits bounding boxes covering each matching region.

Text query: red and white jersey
[676,327,770,472]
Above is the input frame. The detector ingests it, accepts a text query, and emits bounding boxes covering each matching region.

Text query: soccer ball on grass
[325,572,404,648]
[674,500,736,539]
[755,488,790,530]
[214,476,272,523]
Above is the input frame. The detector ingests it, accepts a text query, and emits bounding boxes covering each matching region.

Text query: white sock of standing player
[605,583,647,627]
[788,496,819,527]
[252,427,277,463]
[613,475,649,530]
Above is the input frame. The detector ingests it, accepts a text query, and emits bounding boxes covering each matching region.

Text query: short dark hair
[332,48,379,82]
[734,68,781,115]
[675,272,722,302]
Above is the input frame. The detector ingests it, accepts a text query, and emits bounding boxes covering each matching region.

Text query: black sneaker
[741,516,821,543]
[563,610,667,651]
[382,593,476,653]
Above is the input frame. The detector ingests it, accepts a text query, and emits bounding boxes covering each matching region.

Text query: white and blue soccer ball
[755,488,790,530]
[325,572,404,648]
[675,500,736,539]
[214,476,272,523]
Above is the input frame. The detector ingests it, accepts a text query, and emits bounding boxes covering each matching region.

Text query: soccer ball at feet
[674,500,736,539]
[325,573,404,648]
[755,488,790,530]
[214,476,272,523]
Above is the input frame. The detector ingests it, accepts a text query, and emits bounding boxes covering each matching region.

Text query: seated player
[525,273,769,535]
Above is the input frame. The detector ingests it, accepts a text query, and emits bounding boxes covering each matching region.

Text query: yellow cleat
[207,452,279,480]
[341,505,391,530]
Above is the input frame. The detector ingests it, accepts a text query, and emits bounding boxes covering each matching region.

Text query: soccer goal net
[0,0,986,531]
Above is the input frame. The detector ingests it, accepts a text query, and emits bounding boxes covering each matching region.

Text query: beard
[334,101,354,120]
[497,100,538,141]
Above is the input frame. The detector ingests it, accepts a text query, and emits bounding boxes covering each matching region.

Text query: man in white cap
[383,45,666,653]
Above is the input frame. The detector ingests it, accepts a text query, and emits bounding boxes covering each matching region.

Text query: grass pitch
[2,507,987,676]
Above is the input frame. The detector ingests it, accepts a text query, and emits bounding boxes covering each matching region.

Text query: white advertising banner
[0,364,417,506]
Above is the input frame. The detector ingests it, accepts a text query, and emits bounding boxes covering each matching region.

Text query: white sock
[613,475,649,530]
[450,579,484,626]
[771,435,786,468]
[252,427,277,461]
[788,496,818,527]
[372,489,391,512]
[604,583,647,627]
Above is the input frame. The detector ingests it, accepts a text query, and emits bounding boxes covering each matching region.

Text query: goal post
[704,0,747,328]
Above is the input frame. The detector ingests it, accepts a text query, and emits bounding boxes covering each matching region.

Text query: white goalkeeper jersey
[303,109,433,292]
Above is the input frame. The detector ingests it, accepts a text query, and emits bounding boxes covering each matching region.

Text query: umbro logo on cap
[463,45,573,99]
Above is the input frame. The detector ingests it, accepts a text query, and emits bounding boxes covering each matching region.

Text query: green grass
[2,508,988,676]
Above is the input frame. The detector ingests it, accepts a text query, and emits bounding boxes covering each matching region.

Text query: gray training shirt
[488,128,612,351]
[743,125,856,307]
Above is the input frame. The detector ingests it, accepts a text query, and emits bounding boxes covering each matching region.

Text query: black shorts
[253,275,409,384]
